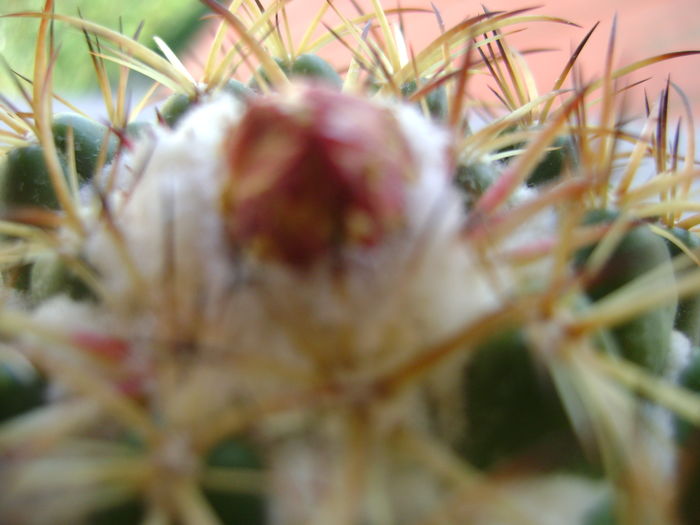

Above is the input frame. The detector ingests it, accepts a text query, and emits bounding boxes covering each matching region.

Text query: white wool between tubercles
[666,329,694,382]
[87,94,245,316]
[636,329,695,481]
[393,102,463,237]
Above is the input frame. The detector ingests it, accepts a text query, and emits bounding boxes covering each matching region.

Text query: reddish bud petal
[71,332,130,362]
[222,86,414,271]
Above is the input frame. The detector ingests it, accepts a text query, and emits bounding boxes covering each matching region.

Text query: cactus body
[0,4,698,525]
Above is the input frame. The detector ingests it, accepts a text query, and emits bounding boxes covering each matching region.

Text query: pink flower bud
[222,86,414,271]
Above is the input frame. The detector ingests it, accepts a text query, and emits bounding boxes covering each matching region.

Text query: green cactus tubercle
[400,79,448,121]
[495,126,578,187]
[458,330,594,473]
[0,144,67,210]
[0,114,116,211]
[29,252,95,303]
[248,54,342,91]
[526,135,578,187]
[52,113,118,182]
[665,227,700,345]
[0,360,46,423]
[576,210,677,374]
[160,80,254,128]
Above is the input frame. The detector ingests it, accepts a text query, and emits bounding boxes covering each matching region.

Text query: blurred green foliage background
[0,1,208,94]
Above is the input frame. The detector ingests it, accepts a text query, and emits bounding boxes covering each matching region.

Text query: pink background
[189,1,700,119]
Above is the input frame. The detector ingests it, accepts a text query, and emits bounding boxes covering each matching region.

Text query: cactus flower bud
[222,86,415,271]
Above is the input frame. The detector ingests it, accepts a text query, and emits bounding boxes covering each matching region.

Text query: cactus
[1,2,700,525]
